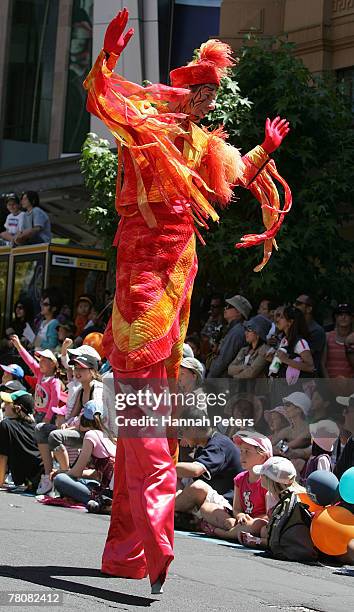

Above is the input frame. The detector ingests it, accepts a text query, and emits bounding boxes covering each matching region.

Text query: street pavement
[0,491,353,612]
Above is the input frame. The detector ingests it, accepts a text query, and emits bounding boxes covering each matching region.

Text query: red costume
[84,8,291,591]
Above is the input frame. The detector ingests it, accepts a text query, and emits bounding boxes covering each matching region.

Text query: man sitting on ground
[175,409,242,522]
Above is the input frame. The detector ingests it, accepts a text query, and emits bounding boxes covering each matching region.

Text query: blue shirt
[22,207,51,243]
[194,432,242,501]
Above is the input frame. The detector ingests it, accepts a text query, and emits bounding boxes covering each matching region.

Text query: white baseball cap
[180,357,204,382]
[35,349,58,365]
[253,456,297,484]
[283,392,311,416]
[233,430,273,458]
[67,344,101,362]
[336,393,354,407]
[183,343,194,358]
[309,419,340,452]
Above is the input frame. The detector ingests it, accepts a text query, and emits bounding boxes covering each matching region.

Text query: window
[3,0,58,144]
[170,0,221,72]
[63,0,93,153]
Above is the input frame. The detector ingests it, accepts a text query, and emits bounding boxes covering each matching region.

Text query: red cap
[170,39,235,88]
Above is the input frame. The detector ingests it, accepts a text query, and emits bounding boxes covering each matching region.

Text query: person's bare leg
[213,517,260,542]
[53,447,70,470]
[37,444,53,475]
[249,518,268,536]
[175,480,209,513]
[199,502,236,530]
[213,523,242,540]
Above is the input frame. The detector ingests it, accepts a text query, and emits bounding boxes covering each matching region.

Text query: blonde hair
[261,474,305,500]
[255,447,268,456]
[255,447,272,463]
[90,370,102,381]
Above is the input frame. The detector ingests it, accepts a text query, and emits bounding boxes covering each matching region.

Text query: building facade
[220,1,354,82]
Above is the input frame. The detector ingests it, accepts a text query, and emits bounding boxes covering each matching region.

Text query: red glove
[103,8,134,58]
[261,116,290,154]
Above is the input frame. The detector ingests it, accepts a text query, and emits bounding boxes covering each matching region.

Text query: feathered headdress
[170,39,235,88]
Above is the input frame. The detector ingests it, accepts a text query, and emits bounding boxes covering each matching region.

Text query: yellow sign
[77,258,107,271]
[52,255,107,271]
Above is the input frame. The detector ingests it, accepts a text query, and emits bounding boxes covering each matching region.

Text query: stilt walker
[84,8,291,593]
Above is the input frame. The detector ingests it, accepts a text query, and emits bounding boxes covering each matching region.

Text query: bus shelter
[0,243,107,335]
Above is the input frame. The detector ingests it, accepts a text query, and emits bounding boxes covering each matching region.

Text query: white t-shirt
[316,455,331,471]
[279,337,310,356]
[5,212,25,235]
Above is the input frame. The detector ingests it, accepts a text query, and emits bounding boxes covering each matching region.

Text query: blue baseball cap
[82,400,103,420]
[0,363,24,379]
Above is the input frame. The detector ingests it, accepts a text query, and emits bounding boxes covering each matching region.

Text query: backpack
[266,491,318,562]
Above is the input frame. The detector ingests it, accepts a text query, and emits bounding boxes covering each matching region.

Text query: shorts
[192,482,232,519]
[35,423,84,452]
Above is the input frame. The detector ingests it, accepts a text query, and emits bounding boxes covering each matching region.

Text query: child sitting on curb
[52,400,115,507]
[301,419,339,483]
[239,456,304,548]
[199,431,273,542]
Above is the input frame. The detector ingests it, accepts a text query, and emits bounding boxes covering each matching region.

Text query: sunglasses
[245,326,255,333]
[41,300,50,307]
[224,304,235,310]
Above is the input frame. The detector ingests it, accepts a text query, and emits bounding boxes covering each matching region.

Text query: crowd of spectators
[0,287,353,564]
[0,191,51,246]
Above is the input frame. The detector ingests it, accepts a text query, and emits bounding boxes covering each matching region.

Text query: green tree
[80,132,117,258]
[199,37,354,307]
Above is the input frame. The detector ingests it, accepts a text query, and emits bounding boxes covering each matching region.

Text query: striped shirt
[326,330,354,378]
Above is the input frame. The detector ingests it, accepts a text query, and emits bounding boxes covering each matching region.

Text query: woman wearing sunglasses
[34,288,62,350]
[228,315,272,382]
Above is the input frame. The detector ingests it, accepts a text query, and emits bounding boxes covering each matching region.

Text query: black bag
[266,490,318,562]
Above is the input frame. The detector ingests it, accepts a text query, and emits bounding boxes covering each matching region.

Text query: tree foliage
[200,37,354,306]
[80,133,117,259]
[80,38,354,307]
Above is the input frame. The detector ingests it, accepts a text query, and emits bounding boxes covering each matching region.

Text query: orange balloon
[311,505,354,556]
[84,332,104,358]
[299,492,323,514]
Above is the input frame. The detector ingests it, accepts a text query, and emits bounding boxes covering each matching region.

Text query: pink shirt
[234,470,267,517]
[84,430,116,459]
[19,346,60,420]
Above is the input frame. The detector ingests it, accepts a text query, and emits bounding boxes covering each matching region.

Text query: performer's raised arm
[83,9,189,141]
[235,116,291,271]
